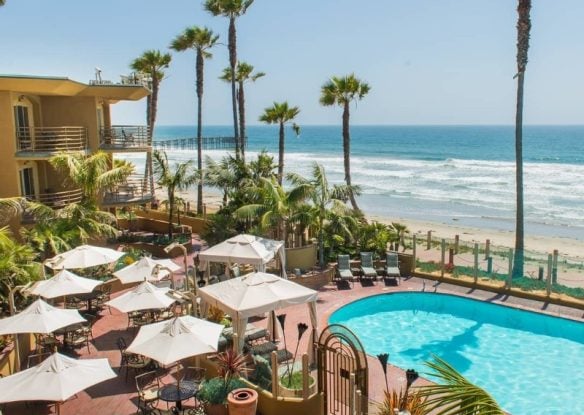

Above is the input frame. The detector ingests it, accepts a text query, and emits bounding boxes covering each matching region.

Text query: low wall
[134,209,208,234]
[118,217,191,235]
[126,240,193,258]
[286,244,317,271]
[291,268,334,290]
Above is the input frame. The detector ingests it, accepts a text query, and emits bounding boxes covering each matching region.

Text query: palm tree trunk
[278,121,285,185]
[512,0,531,279]
[342,102,359,211]
[238,81,246,163]
[168,192,174,240]
[228,17,240,160]
[196,51,204,215]
[318,219,325,268]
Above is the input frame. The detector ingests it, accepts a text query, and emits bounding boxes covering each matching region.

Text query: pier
[152,136,246,151]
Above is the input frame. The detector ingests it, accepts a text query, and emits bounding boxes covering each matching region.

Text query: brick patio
[2,253,583,414]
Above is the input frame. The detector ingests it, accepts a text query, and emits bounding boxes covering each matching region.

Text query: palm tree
[50,151,134,207]
[170,26,219,216]
[418,356,504,414]
[259,102,300,185]
[220,62,265,161]
[204,0,255,160]
[288,163,358,267]
[512,0,531,279]
[235,177,311,247]
[152,150,197,239]
[320,74,370,211]
[0,226,40,303]
[131,50,172,201]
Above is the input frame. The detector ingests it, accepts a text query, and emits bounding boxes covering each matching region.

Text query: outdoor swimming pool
[329,292,584,414]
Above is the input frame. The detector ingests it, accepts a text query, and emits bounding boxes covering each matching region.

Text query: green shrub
[198,377,247,404]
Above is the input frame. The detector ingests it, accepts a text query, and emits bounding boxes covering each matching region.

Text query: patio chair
[123,352,152,382]
[385,251,401,285]
[336,255,354,287]
[135,371,161,410]
[230,264,241,278]
[65,296,83,310]
[80,313,96,341]
[64,328,91,354]
[359,252,378,282]
[95,285,112,314]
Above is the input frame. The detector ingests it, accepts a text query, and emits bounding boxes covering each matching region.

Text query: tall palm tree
[320,74,370,211]
[512,0,532,279]
[152,150,197,239]
[204,0,255,161]
[50,151,134,207]
[259,102,300,185]
[170,26,219,216]
[220,62,265,162]
[130,50,172,203]
[288,163,358,267]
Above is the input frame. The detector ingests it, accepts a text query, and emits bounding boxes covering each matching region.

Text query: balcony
[101,175,153,206]
[99,125,151,152]
[21,189,83,223]
[15,127,88,157]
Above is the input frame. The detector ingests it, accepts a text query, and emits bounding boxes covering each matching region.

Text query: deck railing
[16,126,88,153]
[100,125,151,150]
[102,174,153,205]
[25,188,83,209]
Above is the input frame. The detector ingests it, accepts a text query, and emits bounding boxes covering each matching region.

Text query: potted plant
[276,315,316,397]
[198,350,250,415]
[376,353,425,415]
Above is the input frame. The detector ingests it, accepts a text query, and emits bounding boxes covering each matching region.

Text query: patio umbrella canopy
[0,299,86,335]
[113,256,181,284]
[106,280,175,313]
[0,352,115,403]
[29,269,102,299]
[198,272,318,354]
[45,245,124,270]
[198,234,286,276]
[127,316,223,365]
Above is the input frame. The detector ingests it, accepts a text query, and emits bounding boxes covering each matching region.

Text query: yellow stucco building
[0,74,152,209]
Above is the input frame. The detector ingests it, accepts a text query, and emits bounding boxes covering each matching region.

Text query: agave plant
[417,356,504,415]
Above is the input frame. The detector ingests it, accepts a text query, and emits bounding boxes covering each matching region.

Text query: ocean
[121,125,584,240]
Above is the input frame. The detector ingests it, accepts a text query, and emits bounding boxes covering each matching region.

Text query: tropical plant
[288,163,358,267]
[152,150,197,238]
[512,0,531,279]
[276,315,310,389]
[198,349,249,404]
[259,101,300,185]
[320,74,370,211]
[130,49,172,199]
[418,356,504,414]
[50,151,134,207]
[204,0,255,161]
[170,26,219,215]
[0,226,41,304]
[220,61,265,161]
[234,177,311,247]
[377,353,424,415]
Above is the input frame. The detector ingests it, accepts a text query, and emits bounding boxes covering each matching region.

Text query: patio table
[75,291,102,313]
[158,383,196,410]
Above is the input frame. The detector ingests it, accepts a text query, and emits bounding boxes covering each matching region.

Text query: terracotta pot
[204,402,228,415]
[227,388,258,415]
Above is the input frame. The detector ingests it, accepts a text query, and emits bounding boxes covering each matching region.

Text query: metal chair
[135,371,161,411]
[335,255,354,287]
[64,328,91,353]
[359,252,378,282]
[385,251,401,285]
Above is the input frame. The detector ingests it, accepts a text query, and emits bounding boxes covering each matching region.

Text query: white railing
[102,174,153,205]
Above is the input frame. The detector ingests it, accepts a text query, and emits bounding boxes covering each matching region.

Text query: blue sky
[1,0,583,125]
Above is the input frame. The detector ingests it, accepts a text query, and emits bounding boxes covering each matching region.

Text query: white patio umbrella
[28,269,103,299]
[127,316,223,365]
[0,352,116,414]
[0,299,86,335]
[105,280,175,313]
[113,256,181,284]
[45,244,124,270]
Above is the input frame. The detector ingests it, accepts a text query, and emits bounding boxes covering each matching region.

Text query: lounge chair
[336,255,354,287]
[385,251,401,285]
[360,252,378,282]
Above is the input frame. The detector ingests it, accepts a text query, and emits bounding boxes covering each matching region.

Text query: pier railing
[153,136,245,151]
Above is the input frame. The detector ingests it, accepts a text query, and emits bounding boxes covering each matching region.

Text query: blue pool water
[329,292,584,414]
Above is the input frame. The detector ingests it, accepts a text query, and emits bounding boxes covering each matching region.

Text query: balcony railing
[100,125,151,150]
[16,126,88,154]
[26,188,83,209]
[102,174,153,206]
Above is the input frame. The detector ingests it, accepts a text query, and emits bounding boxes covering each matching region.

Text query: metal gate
[318,324,368,415]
